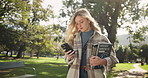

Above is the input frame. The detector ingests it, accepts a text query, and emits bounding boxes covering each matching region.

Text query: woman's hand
[64,50,75,61]
[89,56,107,66]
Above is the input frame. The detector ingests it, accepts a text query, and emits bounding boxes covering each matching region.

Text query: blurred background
[0,0,148,78]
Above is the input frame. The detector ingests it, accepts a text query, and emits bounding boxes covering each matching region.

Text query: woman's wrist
[100,59,107,66]
[67,56,74,61]
[68,58,71,61]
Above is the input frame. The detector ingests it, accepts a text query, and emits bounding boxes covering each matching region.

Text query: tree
[0,0,54,58]
[0,25,20,56]
[124,1,148,45]
[124,46,131,62]
[116,45,140,63]
[60,0,147,46]
[141,44,148,64]
[126,26,148,45]
[116,45,125,63]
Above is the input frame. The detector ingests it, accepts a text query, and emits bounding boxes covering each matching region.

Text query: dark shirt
[79,30,94,78]
[81,30,94,47]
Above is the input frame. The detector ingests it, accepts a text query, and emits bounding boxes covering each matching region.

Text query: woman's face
[75,16,92,32]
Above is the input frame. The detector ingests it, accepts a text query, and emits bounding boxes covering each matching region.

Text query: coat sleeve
[101,35,119,71]
[65,55,75,65]
[104,48,119,71]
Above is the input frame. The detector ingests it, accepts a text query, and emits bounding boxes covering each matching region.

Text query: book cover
[92,43,112,58]
[91,43,112,69]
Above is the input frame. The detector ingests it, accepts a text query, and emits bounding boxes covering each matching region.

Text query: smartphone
[61,43,75,54]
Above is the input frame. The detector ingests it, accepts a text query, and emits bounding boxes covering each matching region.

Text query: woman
[64,8,119,78]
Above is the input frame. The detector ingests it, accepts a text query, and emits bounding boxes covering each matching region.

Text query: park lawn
[112,63,148,77]
[109,63,135,77]
[22,57,68,78]
[139,64,148,71]
[0,57,68,78]
[139,64,148,77]
[113,63,134,71]
[0,57,138,78]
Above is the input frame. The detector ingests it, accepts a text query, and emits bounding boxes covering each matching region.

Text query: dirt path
[114,63,147,78]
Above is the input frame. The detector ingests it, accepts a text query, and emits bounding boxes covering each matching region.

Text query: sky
[40,0,148,35]
[41,0,63,15]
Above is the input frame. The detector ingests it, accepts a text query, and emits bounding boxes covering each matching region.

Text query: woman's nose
[78,24,82,27]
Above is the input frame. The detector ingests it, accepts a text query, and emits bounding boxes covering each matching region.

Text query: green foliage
[126,26,148,44]
[60,0,147,45]
[116,45,125,63]
[141,44,148,64]
[116,45,142,63]
[0,0,62,58]
[141,44,148,57]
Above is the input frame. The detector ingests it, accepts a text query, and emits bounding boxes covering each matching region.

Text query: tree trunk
[31,49,35,57]
[105,2,121,46]
[16,51,23,58]
[146,57,148,65]
[107,26,117,46]
[16,45,25,58]
[6,50,9,57]
[10,51,12,57]
[37,51,40,59]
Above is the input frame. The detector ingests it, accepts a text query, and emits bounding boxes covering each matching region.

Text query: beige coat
[65,31,119,78]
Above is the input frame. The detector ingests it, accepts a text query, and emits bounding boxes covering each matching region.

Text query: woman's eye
[80,21,83,23]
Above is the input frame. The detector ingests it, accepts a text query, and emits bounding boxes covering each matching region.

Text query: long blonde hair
[65,8,101,45]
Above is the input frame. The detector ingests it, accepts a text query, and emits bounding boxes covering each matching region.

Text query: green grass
[111,63,148,78]
[139,64,148,77]
[108,63,135,77]
[1,57,141,78]
[113,63,134,71]
[0,57,68,78]
[24,57,68,78]
[139,64,148,71]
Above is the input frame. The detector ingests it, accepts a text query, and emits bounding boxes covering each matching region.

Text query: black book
[92,43,112,58]
[91,43,112,69]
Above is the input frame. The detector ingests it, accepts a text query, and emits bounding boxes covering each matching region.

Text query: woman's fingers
[69,51,75,55]
[65,50,75,61]
[89,56,102,66]
[65,50,71,55]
